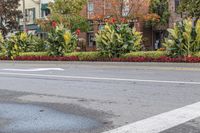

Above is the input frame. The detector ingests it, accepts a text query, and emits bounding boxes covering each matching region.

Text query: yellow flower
[63,31,72,44]
[104,25,110,30]
[20,32,28,41]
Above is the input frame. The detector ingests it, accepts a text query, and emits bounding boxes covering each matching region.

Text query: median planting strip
[1,55,200,63]
[0,51,200,62]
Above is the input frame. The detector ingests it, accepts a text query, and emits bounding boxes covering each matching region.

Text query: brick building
[79,0,150,50]
[141,0,182,50]
[168,0,182,28]
[18,0,182,50]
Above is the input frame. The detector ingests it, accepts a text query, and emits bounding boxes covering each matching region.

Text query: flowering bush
[96,23,142,57]
[47,24,78,56]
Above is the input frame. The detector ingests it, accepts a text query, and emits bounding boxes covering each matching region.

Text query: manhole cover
[0,103,100,132]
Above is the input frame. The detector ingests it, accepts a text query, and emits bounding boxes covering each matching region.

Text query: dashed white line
[103,101,200,133]
[0,72,200,85]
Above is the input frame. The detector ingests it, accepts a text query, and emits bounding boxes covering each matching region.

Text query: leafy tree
[37,0,89,32]
[178,0,200,25]
[145,0,170,30]
[0,0,22,36]
[109,0,149,18]
[93,0,149,22]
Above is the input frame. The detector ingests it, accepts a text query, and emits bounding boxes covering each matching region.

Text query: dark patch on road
[0,103,101,133]
[0,89,113,133]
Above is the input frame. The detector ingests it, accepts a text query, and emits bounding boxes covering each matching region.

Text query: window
[88,32,95,47]
[88,2,94,12]
[175,0,180,12]
[42,9,50,18]
[122,0,129,16]
[88,2,94,19]
[41,4,50,18]
[105,3,112,9]
[25,8,35,24]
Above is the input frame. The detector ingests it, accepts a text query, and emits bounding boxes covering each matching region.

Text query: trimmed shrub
[122,51,167,58]
[65,52,104,61]
[19,52,48,57]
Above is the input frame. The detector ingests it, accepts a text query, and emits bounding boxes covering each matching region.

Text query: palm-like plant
[164,19,200,57]
[95,23,142,58]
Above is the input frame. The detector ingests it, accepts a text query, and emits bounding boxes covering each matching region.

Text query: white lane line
[0,72,200,85]
[2,68,64,72]
[103,101,200,133]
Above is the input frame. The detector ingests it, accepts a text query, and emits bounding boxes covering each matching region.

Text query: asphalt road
[0,61,200,133]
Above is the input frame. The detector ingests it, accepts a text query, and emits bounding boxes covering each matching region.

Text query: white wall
[19,0,40,25]
[41,0,54,4]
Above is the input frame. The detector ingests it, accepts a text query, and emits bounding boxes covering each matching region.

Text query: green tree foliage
[146,0,170,30]
[37,0,89,32]
[178,0,200,25]
[0,0,22,36]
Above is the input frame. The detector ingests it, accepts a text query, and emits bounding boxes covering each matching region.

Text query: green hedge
[122,51,167,58]
[0,51,168,60]
[65,52,103,61]
[19,52,48,56]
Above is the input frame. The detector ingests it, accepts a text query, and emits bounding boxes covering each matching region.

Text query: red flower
[52,21,57,28]
[121,18,126,23]
[111,18,116,24]
[76,29,81,35]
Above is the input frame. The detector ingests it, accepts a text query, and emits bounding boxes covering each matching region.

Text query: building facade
[18,0,52,33]
[169,0,182,28]
[18,0,182,50]
[80,0,149,50]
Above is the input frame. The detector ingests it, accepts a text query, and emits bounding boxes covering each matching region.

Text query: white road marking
[2,68,64,72]
[0,72,200,85]
[103,101,200,133]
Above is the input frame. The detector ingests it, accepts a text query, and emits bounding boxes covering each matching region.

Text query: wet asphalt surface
[0,61,200,133]
[0,90,111,133]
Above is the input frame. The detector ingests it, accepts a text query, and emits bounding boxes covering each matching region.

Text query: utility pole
[23,0,26,32]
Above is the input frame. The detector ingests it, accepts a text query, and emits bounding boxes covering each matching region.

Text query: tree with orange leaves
[107,0,149,21]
